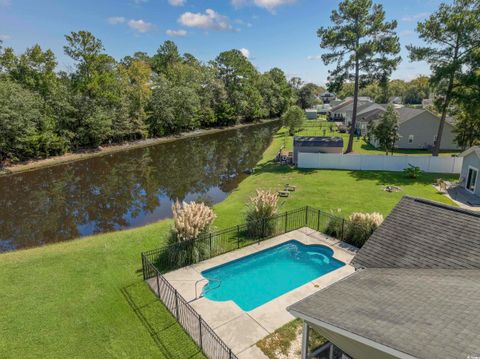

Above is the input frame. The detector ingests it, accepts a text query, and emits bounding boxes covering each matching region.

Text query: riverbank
[0,119,279,176]
[0,125,457,358]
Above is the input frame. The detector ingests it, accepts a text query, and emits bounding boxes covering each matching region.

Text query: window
[408,135,414,143]
[466,167,478,193]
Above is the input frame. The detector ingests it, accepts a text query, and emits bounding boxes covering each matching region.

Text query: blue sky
[0,0,449,85]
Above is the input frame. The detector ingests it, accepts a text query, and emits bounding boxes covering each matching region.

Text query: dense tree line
[0,33,293,163]
[336,76,431,105]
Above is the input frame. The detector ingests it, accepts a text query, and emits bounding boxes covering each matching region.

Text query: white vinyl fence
[298,152,463,174]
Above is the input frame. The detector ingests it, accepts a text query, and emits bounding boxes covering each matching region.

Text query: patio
[147,228,357,359]
[447,184,480,211]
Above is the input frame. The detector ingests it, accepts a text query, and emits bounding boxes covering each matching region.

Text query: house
[357,106,459,150]
[389,96,402,104]
[320,92,336,104]
[305,109,318,120]
[459,146,480,197]
[293,136,343,164]
[316,104,331,115]
[288,196,480,359]
[328,98,373,123]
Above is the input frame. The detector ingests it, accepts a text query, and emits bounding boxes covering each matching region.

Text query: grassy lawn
[0,124,457,358]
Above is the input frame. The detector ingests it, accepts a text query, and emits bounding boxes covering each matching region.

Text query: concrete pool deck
[147,228,357,359]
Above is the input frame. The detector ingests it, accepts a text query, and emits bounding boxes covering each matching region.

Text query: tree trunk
[432,38,460,157]
[346,55,360,154]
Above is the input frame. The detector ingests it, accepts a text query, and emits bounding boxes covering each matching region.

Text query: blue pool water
[201,240,345,311]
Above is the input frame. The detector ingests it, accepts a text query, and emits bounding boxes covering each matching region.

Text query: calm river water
[0,121,279,252]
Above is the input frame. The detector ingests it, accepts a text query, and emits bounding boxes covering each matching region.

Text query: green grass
[257,319,326,359]
[0,124,457,358]
[0,220,205,359]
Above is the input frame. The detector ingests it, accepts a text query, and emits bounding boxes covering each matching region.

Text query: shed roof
[294,136,344,148]
[352,196,480,269]
[459,146,480,160]
[288,268,480,359]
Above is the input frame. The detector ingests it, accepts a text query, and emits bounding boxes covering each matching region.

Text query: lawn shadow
[348,170,444,186]
[121,281,203,359]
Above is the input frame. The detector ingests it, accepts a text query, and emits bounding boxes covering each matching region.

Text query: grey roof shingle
[294,136,344,148]
[352,196,480,269]
[288,268,480,359]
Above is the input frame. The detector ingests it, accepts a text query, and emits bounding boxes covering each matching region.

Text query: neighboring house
[328,98,373,123]
[305,109,318,120]
[320,92,336,104]
[316,104,331,115]
[359,106,459,150]
[392,108,458,150]
[459,146,480,197]
[389,96,402,104]
[329,99,344,107]
[293,136,343,164]
[288,196,480,359]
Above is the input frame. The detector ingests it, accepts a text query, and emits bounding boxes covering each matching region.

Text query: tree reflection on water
[0,122,278,251]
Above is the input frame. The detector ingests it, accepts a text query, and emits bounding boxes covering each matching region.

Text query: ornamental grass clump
[246,190,279,238]
[325,209,344,238]
[168,201,216,267]
[345,212,384,247]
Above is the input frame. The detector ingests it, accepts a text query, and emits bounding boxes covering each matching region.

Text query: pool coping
[147,228,358,359]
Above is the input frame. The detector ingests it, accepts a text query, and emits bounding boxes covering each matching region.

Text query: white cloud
[400,29,415,37]
[107,16,126,24]
[401,12,429,22]
[307,55,322,61]
[0,34,11,41]
[128,19,154,33]
[169,0,185,6]
[232,0,297,12]
[178,9,233,31]
[239,48,250,58]
[166,29,187,37]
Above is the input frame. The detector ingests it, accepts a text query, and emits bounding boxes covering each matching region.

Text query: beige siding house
[394,108,458,150]
[366,107,459,150]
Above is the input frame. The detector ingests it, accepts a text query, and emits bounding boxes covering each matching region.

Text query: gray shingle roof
[288,268,480,359]
[352,196,480,269]
[294,136,344,148]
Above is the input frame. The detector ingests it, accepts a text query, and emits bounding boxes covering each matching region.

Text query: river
[0,121,279,252]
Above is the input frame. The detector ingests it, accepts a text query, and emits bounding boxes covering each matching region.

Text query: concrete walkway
[447,185,480,211]
[147,228,357,359]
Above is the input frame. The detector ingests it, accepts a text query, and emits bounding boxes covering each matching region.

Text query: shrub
[404,164,422,179]
[325,209,344,238]
[168,201,216,267]
[282,106,305,136]
[345,212,384,247]
[436,178,448,193]
[245,190,279,238]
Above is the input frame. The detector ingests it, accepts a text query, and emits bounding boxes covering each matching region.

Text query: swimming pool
[201,240,345,311]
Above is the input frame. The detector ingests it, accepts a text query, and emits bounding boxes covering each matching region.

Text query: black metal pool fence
[140,206,347,359]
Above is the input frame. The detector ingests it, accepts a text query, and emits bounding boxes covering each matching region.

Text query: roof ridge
[402,196,480,218]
